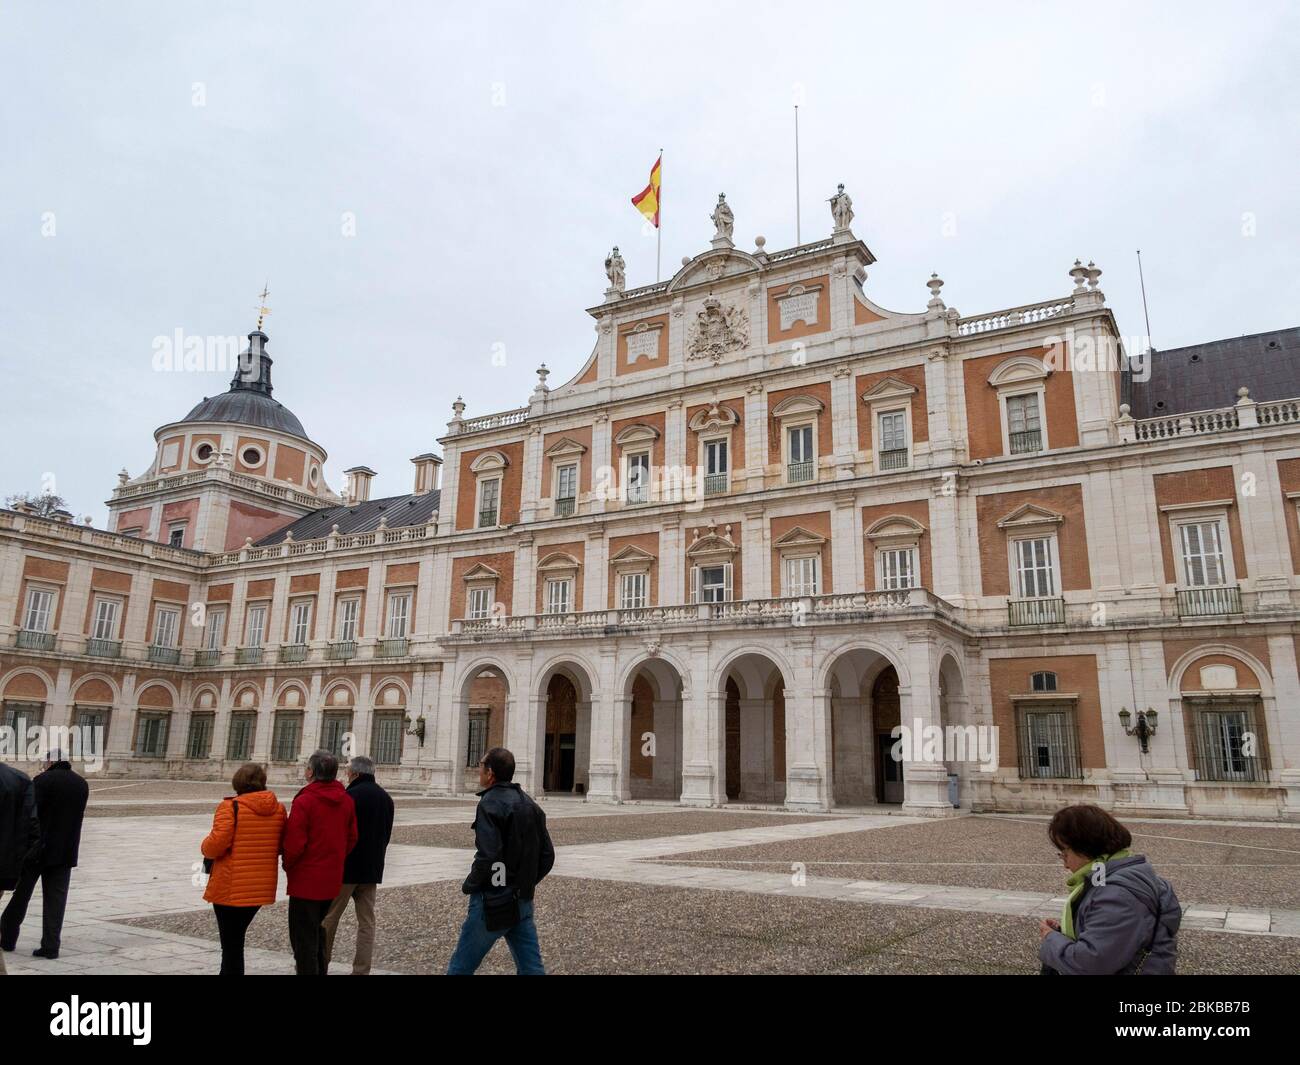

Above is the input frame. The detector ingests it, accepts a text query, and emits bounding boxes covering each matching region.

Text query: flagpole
[794,107,801,245]
[656,149,663,283]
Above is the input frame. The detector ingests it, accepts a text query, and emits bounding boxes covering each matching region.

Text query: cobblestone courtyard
[3,779,1299,975]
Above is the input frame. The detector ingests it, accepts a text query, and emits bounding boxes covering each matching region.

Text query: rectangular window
[74,706,109,762]
[478,478,500,528]
[784,556,820,597]
[153,606,180,648]
[168,525,186,548]
[23,588,54,632]
[204,607,226,651]
[373,712,404,765]
[386,592,411,638]
[135,713,169,758]
[467,586,493,620]
[289,600,312,645]
[695,564,731,604]
[1179,521,1226,587]
[466,709,489,768]
[620,572,648,610]
[877,410,909,470]
[556,464,577,515]
[226,713,256,761]
[1014,538,1055,599]
[186,713,214,759]
[1006,394,1043,454]
[703,438,729,496]
[787,425,814,482]
[245,604,267,648]
[271,712,303,762]
[321,712,352,758]
[1016,704,1081,779]
[1189,698,1267,782]
[879,548,917,590]
[545,578,573,615]
[92,598,120,640]
[1,701,44,737]
[336,598,359,642]
[626,452,650,505]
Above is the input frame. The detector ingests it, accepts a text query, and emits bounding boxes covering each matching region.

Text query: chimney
[344,466,377,504]
[411,453,442,495]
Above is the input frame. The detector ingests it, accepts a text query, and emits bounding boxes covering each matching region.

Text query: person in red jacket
[282,749,357,975]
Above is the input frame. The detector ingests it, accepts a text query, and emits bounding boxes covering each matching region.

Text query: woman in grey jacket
[1039,804,1181,975]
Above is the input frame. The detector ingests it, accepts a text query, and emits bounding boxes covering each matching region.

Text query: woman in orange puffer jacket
[201,763,287,975]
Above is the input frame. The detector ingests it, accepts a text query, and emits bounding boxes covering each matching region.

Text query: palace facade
[4,196,1300,821]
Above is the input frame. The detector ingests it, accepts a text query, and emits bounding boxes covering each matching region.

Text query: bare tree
[5,491,68,517]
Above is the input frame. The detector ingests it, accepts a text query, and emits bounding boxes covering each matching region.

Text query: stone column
[587,689,630,803]
[830,490,857,593]
[744,382,768,493]
[782,638,832,810]
[900,629,952,814]
[660,515,682,606]
[574,699,592,794]
[519,424,543,523]
[651,698,679,798]
[590,412,612,515]
[829,365,857,479]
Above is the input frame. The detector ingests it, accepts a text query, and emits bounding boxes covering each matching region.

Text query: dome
[181,390,307,438]
[176,329,310,441]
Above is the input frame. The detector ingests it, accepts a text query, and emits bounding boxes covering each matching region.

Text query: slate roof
[254,491,441,546]
[1125,327,1300,419]
[181,390,308,438]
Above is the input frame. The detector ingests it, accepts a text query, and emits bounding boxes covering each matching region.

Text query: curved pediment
[536,551,581,573]
[667,248,763,293]
[864,514,926,541]
[688,402,741,432]
[989,355,1050,388]
[771,394,825,419]
[469,450,510,473]
[613,422,662,446]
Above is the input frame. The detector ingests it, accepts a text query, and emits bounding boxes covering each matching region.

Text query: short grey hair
[307,749,339,781]
[348,755,375,776]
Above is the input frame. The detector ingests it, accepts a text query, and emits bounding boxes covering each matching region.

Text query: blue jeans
[447,893,545,975]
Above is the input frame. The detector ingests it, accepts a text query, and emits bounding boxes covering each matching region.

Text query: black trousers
[287,897,332,975]
[212,904,260,976]
[0,864,73,954]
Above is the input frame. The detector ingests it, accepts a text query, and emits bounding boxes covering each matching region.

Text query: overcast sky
[2,1,1297,522]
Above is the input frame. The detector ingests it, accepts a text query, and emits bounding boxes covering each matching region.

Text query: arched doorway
[543,672,579,793]
[826,647,903,807]
[625,658,683,800]
[460,666,509,792]
[719,653,786,804]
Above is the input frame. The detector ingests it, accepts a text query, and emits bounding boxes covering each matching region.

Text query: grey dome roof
[181,390,308,438]
[176,329,310,441]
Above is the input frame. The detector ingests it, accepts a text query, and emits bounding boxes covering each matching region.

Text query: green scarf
[1061,849,1131,940]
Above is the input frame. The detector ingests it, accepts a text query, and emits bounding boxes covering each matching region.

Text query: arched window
[1030,671,1058,692]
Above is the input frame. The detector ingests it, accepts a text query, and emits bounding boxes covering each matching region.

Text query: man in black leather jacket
[447,747,554,975]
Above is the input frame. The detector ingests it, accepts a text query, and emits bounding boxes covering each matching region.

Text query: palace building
[3,192,1300,821]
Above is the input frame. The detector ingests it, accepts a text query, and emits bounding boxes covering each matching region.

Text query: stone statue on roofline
[710,193,734,241]
[829,183,854,231]
[604,246,626,292]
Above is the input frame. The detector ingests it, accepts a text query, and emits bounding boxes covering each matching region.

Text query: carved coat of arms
[687,296,748,364]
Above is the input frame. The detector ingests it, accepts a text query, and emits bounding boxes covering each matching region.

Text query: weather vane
[255,283,271,330]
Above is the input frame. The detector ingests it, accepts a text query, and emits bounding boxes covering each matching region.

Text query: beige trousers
[321,882,377,975]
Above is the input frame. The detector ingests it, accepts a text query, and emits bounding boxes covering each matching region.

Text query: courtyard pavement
[3,784,1298,974]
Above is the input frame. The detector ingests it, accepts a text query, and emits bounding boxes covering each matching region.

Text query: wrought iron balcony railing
[148,644,181,665]
[1008,597,1066,626]
[279,643,308,663]
[554,496,576,517]
[1176,585,1242,618]
[703,472,729,496]
[15,629,55,651]
[235,646,265,665]
[85,637,122,659]
[194,649,220,667]
[326,640,357,661]
[376,637,409,658]
[877,448,909,471]
[1009,429,1043,455]
[786,459,815,484]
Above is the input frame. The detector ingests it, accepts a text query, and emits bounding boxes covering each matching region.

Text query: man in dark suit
[0,751,89,960]
[0,759,40,975]
[321,754,395,974]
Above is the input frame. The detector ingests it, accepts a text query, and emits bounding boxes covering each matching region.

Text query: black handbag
[482,888,520,932]
[202,797,238,874]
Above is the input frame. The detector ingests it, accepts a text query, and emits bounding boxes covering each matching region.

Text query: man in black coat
[0,752,89,960]
[320,754,394,974]
[0,761,40,975]
[447,747,554,975]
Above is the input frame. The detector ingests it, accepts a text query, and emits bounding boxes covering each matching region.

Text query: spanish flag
[631,153,662,228]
